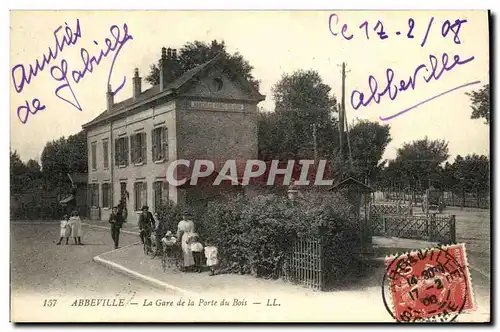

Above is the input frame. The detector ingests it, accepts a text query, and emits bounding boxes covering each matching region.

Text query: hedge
[156,190,363,285]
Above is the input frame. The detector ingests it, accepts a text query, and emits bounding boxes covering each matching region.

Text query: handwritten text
[11,20,133,124]
[328,13,467,47]
[350,52,478,120]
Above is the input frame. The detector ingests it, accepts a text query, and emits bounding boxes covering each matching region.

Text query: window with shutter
[124,137,129,166]
[141,132,147,164]
[153,181,161,211]
[163,127,168,161]
[152,127,166,162]
[115,139,119,165]
[120,182,127,199]
[102,183,111,208]
[130,135,136,164]
[133,181,148,211]
[103,141,109,169]
[91,143,97,170]
[152,129,158,161]
[162,181,169,202]
[134,182,141,211]
[90,184,100,207]
[142,182,147,209]
[153,180,168,210]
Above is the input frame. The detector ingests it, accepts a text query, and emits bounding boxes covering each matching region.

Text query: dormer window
[212,78,223,92]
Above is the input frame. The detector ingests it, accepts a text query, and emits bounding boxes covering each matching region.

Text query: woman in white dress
[176,211,195,271]
[69,210,83,245]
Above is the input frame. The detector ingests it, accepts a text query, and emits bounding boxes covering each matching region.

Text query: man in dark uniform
[109,206,124,249]
[138,205,156,251]
[109,194,128,249]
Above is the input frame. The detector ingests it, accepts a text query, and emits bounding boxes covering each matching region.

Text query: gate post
[427,214,437,242]
[318,224,326,291]
[449,215,456,243]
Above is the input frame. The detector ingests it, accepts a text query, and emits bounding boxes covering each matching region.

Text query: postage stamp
[382,243,475,322]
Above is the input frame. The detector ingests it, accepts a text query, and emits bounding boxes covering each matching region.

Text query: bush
[195,190,362,284]
[158,190,363,287]
[155,199,183,233]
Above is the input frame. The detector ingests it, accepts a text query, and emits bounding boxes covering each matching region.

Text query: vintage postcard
[10,10,491,323]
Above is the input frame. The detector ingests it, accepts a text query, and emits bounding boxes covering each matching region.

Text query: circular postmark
[381,244,473,323]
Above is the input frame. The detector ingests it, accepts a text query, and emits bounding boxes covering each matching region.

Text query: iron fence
[371,203,413,216]
[281,235,324,290]
[372,214,456,244]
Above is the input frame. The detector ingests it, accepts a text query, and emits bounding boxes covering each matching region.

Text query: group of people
[136,206,218,275]
[170,210,219,275]
[57,211,83,245]
[131,206,217,275]
[57,197,219,275]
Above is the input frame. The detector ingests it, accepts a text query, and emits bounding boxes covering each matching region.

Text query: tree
[451,154,489,194]
[10,150,27,195]
[466,84,490,124]
[258,70,338,160]
[41,131,87,193]
[144,40,259,90]
[347,120,391,183]
[25,159,42,186]
[381,137,449,191]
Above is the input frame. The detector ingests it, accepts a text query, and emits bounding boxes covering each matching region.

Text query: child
[161,231,177,246]
[56,215,71,245]
[189,233,204,273]
[161,231,178,268]
[204,241,219,276]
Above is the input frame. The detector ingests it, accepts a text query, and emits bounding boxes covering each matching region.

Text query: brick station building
[82,47,265,223]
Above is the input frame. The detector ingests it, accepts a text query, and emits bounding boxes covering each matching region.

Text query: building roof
[328,177,374,192]
[82,53,265,130]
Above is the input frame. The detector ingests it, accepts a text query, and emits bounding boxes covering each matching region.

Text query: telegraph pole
[338,62,348,159]
[312,123,318,162]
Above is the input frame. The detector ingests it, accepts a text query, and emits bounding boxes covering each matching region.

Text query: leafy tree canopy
[145,40,259,90]
[466,84,489,124]
[259,70,337,160]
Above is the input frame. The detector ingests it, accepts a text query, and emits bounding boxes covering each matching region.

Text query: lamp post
[287,180,298,201]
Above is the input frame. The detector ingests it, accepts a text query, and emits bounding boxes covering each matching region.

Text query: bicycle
[141,229,157,258]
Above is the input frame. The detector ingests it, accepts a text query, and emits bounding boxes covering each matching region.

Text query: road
[10,222,170,300]
[448,207,491,278]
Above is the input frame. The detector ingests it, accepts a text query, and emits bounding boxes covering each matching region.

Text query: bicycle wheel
[161,252,167,272]
[148,236,157,258]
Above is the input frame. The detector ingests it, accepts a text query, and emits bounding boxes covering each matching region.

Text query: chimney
[106,84,114,111]
[160,47,181,91]
[160,47,168,91]
[133,68,142,100]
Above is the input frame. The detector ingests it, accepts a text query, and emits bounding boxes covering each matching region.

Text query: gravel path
[10,222,166,298]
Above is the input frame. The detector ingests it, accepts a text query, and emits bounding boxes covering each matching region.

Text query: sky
[10,10,490,163]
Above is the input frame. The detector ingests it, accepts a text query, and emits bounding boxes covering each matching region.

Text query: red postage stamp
[383,243,475,322]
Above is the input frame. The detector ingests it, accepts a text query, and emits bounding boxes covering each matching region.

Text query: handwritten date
[328,13,467,47]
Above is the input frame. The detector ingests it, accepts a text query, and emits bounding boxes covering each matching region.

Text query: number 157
[43,299,57,307]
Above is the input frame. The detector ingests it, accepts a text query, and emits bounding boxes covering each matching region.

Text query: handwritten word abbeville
[11,19,133,124]
[328,13,467,47]
[351,53,478,121]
